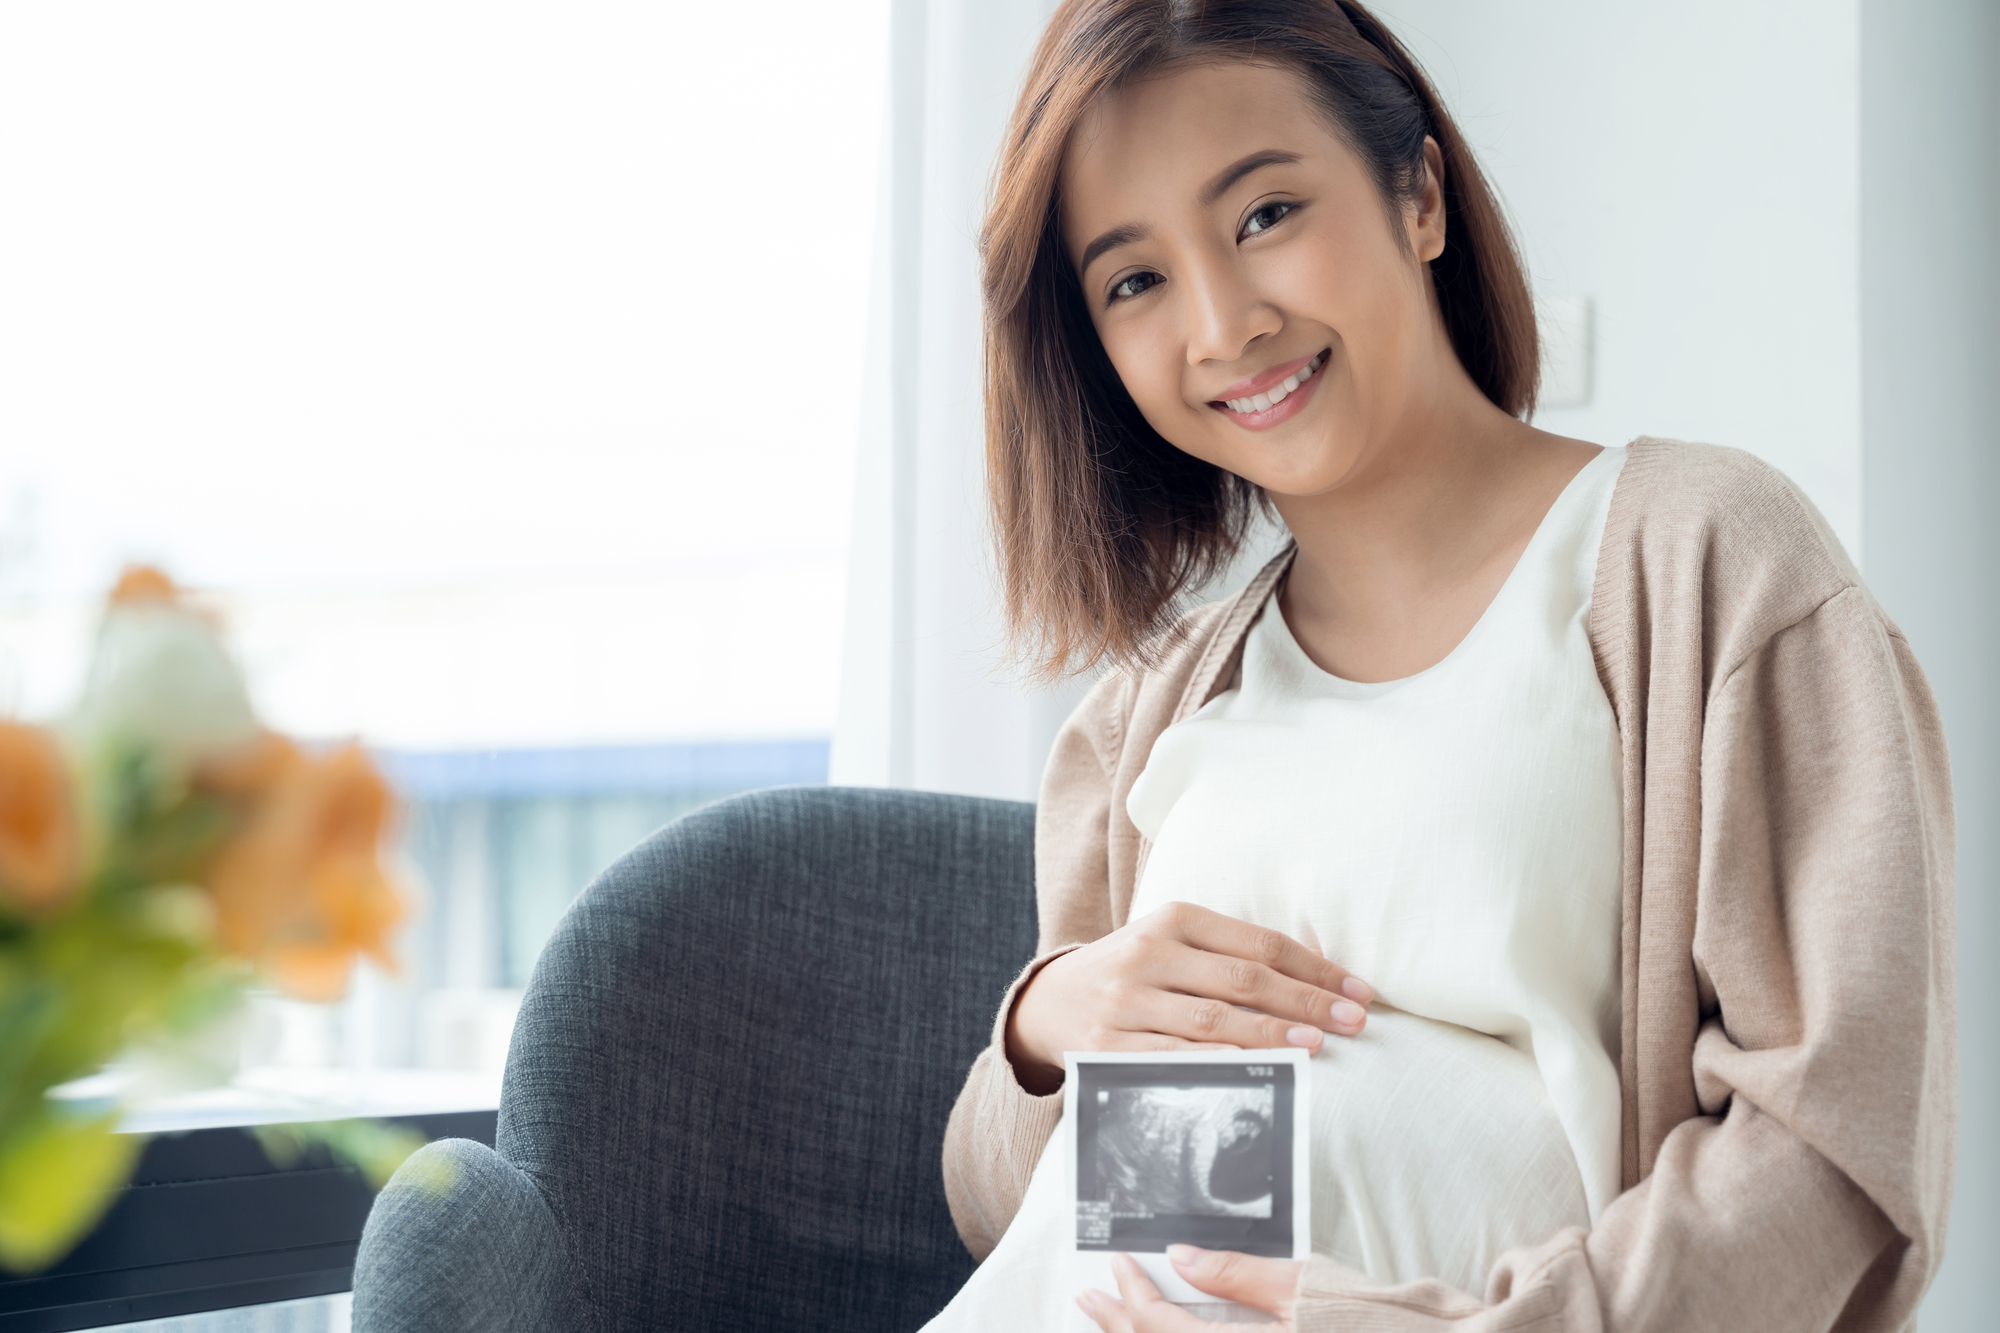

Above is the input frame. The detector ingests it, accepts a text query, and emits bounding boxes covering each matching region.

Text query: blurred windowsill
[54,1066,502,1135]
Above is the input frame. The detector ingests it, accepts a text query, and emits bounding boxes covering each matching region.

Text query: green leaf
[249,1119,439,1192]
[0,1110,143,1274]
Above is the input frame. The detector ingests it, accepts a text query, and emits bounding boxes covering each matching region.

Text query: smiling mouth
[1211,349,1329,416]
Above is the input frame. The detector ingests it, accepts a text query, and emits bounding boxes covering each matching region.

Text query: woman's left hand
[1077,1247,1304,1331]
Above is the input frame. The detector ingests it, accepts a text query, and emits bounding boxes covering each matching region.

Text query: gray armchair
[352,787,1038,1332]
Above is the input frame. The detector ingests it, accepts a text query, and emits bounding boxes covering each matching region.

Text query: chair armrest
[353,1138,583,1333]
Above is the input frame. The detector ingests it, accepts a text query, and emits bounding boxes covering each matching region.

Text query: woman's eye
[1109,271,1160,302]
[1241,201,1296,239]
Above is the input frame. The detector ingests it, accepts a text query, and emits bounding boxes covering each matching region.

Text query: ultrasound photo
[1071,1056,1299,1257]
[1095,1085,1275,1220]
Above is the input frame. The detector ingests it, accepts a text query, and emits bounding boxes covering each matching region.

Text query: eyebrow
[1199,148,1303,206]
[1079,223,1146,276]
[1076,148,1305,277]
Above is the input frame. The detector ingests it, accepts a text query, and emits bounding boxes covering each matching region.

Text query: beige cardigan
[941,439,1956,1331]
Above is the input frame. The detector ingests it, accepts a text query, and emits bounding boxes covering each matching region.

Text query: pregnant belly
[1309,1006,1590,1295]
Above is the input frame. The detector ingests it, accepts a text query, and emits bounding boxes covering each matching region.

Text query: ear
[1409,135,1447,263]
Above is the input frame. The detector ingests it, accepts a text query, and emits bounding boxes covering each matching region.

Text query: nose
[1180,247,1281,369]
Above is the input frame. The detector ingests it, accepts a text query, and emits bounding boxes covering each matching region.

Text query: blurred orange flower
[200,736,406,1001]
[108,565,180,607]
[0,723,80,916]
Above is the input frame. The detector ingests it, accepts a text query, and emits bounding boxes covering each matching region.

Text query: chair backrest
[496,786,1039,1332]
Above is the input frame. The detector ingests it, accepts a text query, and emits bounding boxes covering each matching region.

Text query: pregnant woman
[928,2,1955,1330]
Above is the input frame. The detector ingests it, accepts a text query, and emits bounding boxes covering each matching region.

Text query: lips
[1209,348,1328,412]
[1208,348,1330,428]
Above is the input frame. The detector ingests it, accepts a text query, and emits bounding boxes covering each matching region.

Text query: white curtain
[830,0,1084,802]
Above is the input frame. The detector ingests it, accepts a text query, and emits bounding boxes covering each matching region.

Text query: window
[0,0,888,1102]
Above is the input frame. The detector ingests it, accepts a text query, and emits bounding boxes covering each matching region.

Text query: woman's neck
[1269,377,1599,683]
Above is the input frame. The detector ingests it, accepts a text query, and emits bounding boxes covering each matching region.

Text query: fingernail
[1342,976,1375,1004]
[1286,1024,1321,1049]
[1075,1292,1094,1312]
[1169,1244,1203,1266]
[1331,999,1366,1028]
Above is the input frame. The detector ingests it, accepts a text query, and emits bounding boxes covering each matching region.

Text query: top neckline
[1258,446,1627,695]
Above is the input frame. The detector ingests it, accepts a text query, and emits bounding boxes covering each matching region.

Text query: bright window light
[0,1,890,1086]
[0,0,887,747]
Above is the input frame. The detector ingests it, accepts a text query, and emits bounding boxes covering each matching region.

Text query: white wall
[1373,0,1865,550]
[1857,0,1999,1324]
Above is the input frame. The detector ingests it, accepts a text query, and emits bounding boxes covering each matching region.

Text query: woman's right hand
[1004,902,1374,1094]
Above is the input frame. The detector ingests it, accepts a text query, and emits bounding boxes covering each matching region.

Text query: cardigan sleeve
[1291,587,1955,1331]
[941,672,1129,1259]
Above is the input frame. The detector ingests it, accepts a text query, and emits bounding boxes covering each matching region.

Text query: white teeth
[1224,353,1326,413]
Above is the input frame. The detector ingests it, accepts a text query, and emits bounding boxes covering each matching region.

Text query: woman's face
[1059,59,1447,499]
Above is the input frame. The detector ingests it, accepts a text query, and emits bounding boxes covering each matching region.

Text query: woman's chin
[1229,452,1369,503]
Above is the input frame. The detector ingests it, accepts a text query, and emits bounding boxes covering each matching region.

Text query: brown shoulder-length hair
[985,0,1538,680]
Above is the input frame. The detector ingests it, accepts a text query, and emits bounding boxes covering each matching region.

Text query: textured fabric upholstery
[354,1136,583,1333]
[354,786,1039,1332]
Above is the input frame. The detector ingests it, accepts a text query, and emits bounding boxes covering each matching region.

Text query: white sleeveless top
[923,448,1627,1330]
[1125,446,1627,1292]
